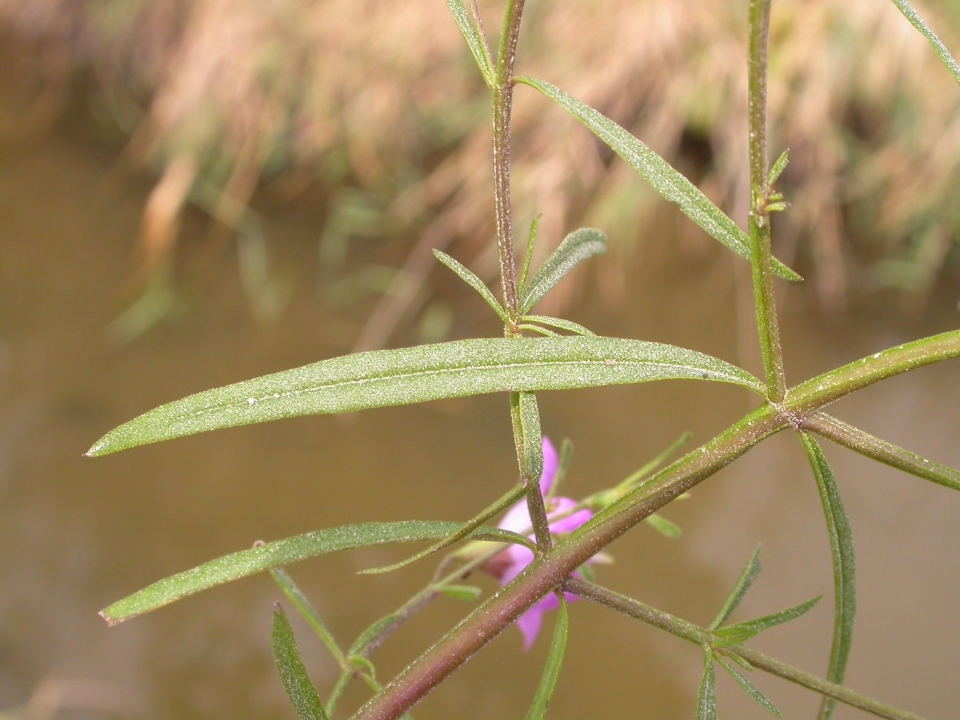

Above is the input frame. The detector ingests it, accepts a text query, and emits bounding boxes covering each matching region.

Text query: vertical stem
[747,0,787,402]
[493,0,526,323]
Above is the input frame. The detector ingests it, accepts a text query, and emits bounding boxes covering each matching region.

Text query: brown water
[1,128,958,720]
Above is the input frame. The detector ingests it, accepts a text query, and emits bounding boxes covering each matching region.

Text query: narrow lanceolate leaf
[515,391,543,482]
[100,521,532,624]
[805,412,960,492]
[697,649,718,720]
[710,545,762,630]
[516,76,800,282]
[519,228,607,314]
[272,605,329,720]
[644,513,681,539]
[800,433,856,720]
[522,315,595,336]
[359,483,526,575]
[439,584,483,602]
[519,214,543,291]
[434,250,509,324]
[444,0,495,87]
[88,337,763,455]
[526,595,568,720]
[716,656,782,718]
[713,596,821,646]
[767,149,789,187]
[890,0,960,87]
[270,568,345,666]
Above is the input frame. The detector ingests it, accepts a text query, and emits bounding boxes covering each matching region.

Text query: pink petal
[517,593,559,650]
[498,498,532,534]
[547,497,593,535]
[538,437,559,496]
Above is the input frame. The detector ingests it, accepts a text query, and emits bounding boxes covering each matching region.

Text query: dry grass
[2,0,958,342]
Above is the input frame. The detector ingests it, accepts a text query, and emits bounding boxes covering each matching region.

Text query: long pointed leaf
[444,0,495,87]
[88,336,763,455]
[890,0,960,87]
[644,513,681,539]
[800,433,856,720]
[359,483,525,574]
[522,315,595,336]
[516,76,800,282]
[270,568,345,666]
[525,594,568,720]
[697,649,718,720]
[710,545,762,630]
[519,228,607,314]
[716,656,782,718]
[713,596,821,646]
[272,604,329,720]
[100,521,532,624]
[434,250,509,324]
[805,412,960,492]
[519,214,543,292]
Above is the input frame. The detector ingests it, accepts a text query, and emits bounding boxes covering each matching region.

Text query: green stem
[492,0,526,323]
[747,0,787,402]
[802,412,960,491]
[565,579,929,720]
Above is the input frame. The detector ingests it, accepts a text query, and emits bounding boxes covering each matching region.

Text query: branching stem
[351,331,960,719]
[566,579,929,720]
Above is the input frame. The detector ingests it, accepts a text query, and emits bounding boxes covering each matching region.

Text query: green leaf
[434,250,509,324]
[806,412,960,492]
[439,584,483,602]
[444,0,495,87]
[716,656,782,718]
[525,594,568,720]
[766,150,789,187]
[519,214,543,291]
[518,324,558,337]
[644,513,681,539]
[521,315,596,336]
[515,391,543,482]
[270,567,345,666]
[272,604,329,720]
[713,596,821,646]
[709,545,762,630]
[890,0,960,87]
[617,432,693,491]
[358,483,526,575]
[800,433,856,720]
[696,648,718,720]
[517,76,800,282]
[519,228,608,314]
[88,336,763,455]
[100,521,532,624]
[348,615,398,658]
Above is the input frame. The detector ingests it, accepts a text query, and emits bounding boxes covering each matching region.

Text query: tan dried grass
[2,0,958,339]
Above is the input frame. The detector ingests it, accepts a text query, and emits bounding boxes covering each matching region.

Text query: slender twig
[492,0,526,323]
[747,0,787,402]
[565,579,929,720]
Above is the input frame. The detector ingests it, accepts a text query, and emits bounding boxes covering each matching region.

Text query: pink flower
[494,437,594,649]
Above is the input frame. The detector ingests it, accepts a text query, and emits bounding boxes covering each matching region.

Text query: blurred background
[0,0,958,718]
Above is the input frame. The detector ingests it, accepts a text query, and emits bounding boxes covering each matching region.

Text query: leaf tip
[99,609,125,627]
